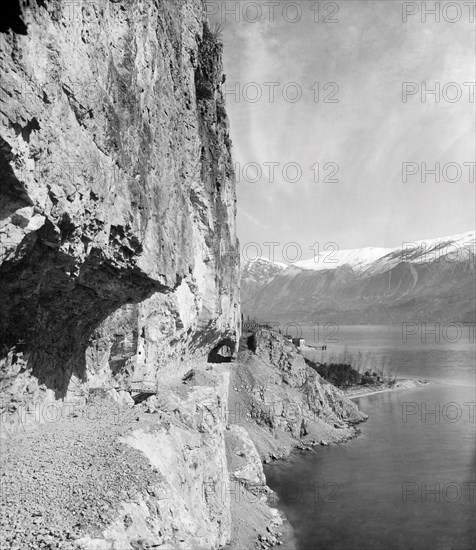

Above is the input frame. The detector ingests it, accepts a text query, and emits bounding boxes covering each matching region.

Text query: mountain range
[241,231,476,324]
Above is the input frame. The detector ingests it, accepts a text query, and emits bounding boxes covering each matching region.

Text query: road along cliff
[0,2,366,549]
[0,329,366,549]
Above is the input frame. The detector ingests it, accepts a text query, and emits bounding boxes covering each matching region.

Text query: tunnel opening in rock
[207,338,235,363]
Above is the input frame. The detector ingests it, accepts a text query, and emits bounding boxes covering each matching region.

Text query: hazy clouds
[209,0,475,260]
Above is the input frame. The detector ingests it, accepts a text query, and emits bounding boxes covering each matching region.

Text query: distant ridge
[292,230,475,275]
[241,230,476,324]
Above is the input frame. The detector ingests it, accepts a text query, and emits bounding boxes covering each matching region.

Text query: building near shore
[292,338,306,347]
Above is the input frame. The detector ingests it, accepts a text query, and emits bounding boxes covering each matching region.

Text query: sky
[208,0,476,263]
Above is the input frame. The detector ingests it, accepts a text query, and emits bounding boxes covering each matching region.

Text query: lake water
[264,325,476,550]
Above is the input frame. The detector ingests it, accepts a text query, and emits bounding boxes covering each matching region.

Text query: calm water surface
[264,325,476,550]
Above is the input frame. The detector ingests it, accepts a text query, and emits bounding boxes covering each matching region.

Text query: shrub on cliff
[210,22,224,44]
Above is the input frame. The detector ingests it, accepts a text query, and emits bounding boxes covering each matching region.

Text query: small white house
[292,338,305,347]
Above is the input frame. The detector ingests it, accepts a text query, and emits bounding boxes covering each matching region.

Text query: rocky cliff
[0,0,240,412]
[231,329,366,461]
[0,3,367,549]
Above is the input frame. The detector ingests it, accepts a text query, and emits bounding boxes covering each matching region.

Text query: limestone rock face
[251,330,367,425]
[0,0,240,411]
[231,330,367,459]
[227,424,266,487]
[112,380,232,550]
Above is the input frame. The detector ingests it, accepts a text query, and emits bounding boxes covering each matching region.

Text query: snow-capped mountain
[294,246,393,273]
[240,257,286,307]
[293,231,475,275]
[240,231,476,324]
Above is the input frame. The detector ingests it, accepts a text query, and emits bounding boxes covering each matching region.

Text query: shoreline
[342,378,432,399]
[260,377,432,548]
[299,344,433,400]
